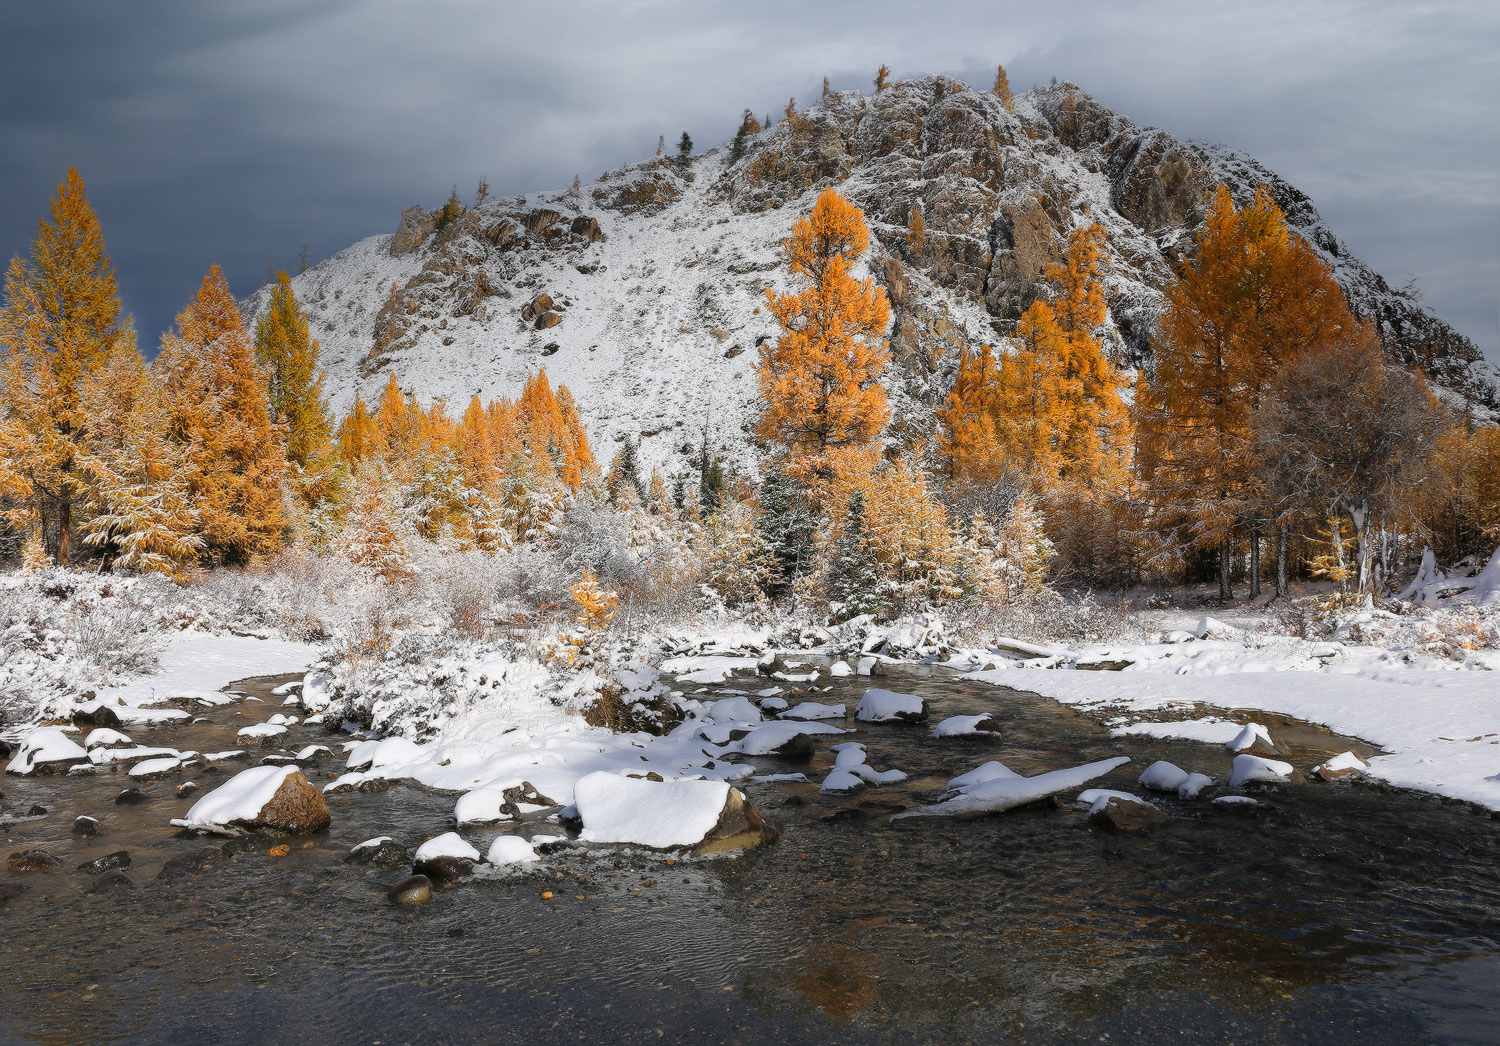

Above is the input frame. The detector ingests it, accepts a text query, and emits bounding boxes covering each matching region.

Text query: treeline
[3,169,1497,613]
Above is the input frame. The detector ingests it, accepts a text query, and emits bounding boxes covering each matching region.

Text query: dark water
[2,665,1499,1045]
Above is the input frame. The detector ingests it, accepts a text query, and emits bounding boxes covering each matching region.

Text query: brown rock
[570,214,603,242]
[73,816,101,837]
[88,870,135,893]
[77,850,131,874]
[239,770,331,833]
[388,874,433,905]
[391,206,437,255]
[534,310,562,330]
[8,849,60,872]
[413,854,474,883]
[693,787,780,855]
[1089,798,1164,832]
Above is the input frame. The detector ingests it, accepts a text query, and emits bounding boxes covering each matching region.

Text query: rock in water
[412,833,481,881]
[573,773,779,854]
[115,788,150,805]
[8,849,60,872]
[1312,751,1369,782]
[175,766,331,833]
[1090,797,1165,832]
[1138,761,1190,792]
[388,875,433,905]
[73,815,101,837]
[346,837,411,868]
[77,850,132,874]
[854,689,929,724]
[88,871,135,892]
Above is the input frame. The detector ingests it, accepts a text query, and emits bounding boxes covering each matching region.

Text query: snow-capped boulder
[1225,723,1275,754]
[855,689,929,724]
[730,720,847,757]
[1228,754,1295,789]
[1138,761,1190,792]
[1312,751,1369,782]
[6,728,88,776]
[829,660,853,678]
[932,714,1001,738]
[573,772,778,853]
[413,832,481,881]
[346,836,410,867]
[236,723,288,747]
[173,765,331,833]
[454,787,513,825]
[83,728,132,750]
[778,701,846,721]
[486,835,541,867]
[1177,772,1215,799]
[898,756,1132,819]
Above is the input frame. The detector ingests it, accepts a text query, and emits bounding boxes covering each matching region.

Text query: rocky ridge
[240,77,1497,469]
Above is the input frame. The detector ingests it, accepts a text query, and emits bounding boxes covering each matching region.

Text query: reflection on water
[2,666,1498,1044]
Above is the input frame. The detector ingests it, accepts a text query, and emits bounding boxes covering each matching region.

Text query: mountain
[240,76,1497,469]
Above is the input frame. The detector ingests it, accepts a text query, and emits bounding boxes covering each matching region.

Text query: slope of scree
[239,76,1497,470]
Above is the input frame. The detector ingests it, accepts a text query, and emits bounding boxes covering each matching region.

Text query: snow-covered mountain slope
[240,76,1497,470]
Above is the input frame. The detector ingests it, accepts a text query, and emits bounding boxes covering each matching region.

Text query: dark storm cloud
[2,0,1494,361]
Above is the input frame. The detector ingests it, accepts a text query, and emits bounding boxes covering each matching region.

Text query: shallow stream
[2,665,1498,1044]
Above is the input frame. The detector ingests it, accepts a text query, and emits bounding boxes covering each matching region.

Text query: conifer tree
[605,438,647,508]
[992,64,1013,108]
[822,77,832,99]
[826,490,882,619]
[755,188,891,507]
[756,459,816,599]
[20,527,49,573]
[336,395,385,462]
[873,65,890,92]
[155,265,286,565]
[342,462,412,581]
[254,271,331,468]
[676,132,694,170]
[0,168,133,565]
[905,205,927,259]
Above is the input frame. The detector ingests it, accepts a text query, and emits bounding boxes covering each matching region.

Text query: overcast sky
[1,0,1495,362]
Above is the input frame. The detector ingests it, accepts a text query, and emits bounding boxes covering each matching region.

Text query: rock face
[240,76,1496,471]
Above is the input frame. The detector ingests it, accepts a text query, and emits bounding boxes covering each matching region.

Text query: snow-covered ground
[960,616,1500,811]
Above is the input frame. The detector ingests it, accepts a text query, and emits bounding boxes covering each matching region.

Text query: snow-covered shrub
[947,589,1141,647]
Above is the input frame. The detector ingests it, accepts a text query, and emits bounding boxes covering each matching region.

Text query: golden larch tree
[0,168,134,564]
[755,187,891,507]
[253,271,331,468]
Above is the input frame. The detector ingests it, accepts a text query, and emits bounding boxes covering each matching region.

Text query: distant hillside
[241,76,1497,468]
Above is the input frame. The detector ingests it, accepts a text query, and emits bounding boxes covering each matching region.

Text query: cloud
[1,0,1494,360]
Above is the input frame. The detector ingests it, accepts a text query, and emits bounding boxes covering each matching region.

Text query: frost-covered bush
[946,590,1142,647]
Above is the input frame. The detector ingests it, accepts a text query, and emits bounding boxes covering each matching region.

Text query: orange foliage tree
[756,188,891,509]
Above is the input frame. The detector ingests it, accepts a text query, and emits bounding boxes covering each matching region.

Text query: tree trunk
[56,497,72,568]
[1218,541,1233,601]
[1276,523,1288,599]
[1249,522,1262,600]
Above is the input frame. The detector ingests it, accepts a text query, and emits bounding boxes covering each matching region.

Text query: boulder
[175,766,331,834]
[1312,751,1369,782]
[77,850,131,874]
[345,837,411,868]
[73,815,101,837]
[115,788,149,805]
[6,727,89,775]
[534,310,562,330]
[855,689,929,724]
[412,832,480,882]
[387,874,433,905]
[8,849,60,872]
[573,772,779,854]
[1090,796,1165,832]
[569,214,603,242]
[88,871,135,893]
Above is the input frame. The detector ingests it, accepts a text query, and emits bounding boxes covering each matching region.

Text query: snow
[730,720,848,755]
[946,760,1020,791]
[820,742,906,792]
[1228,755,1294,789]
[5,727,88,775]
[237,723,287,742]
[454,788,513,824]
[573,772,732,849]
[855,689,926,723]
[661,655,759,684]
[898,757,1132,819]
[175,765,300,830]
[1077,788,1152,815]
[1213,795,1259,806]
[932,715,997,738]
[829,660,853,677]
[486,835,541,867]
[1226,723,1274,752]
[414,832,482,863]
[1178,772,1215,799]
[1316,751,1369,774]
[93,634,315,711]
[352,836,392,853]
[129,755,188,778]
[1138,761,1190,792]
[83,728,132,749]
[778,701,846,721]
[966,639,1500,810]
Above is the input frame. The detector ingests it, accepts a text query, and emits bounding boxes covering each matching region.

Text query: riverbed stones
[0,884,24,904]
[1090,797,1165,832]
[27,804,47,816]
[115,788,149,805]
[78,850,131,874]
[73,815,101,837]
[346,837,411,868]
[413,855,474,883]
[157,847,228,881]
[88,870,135,893]
[387,874,433,905]
[8,849,60,872]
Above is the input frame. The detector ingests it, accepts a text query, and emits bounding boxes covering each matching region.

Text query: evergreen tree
[0,168,133,565]
[342,462,412,581]
[676,132,694,170]
[826,490,882,620]
[605,437,646,507]
[20,527,49,573]
[253,271,331,468]
[873,65,890,92]
[755,188,891,508]
[755,459,816,599]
